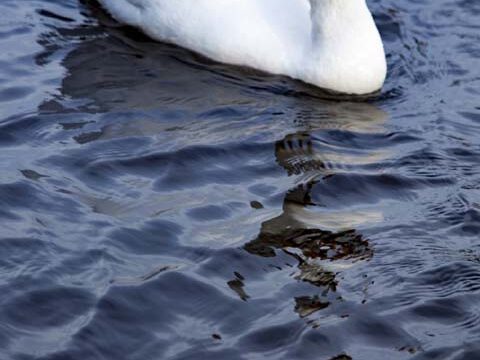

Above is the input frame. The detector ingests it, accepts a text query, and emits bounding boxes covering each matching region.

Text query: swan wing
[98,0,311,73]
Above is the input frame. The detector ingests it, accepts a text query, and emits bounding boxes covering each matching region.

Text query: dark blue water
[0,0,479,359]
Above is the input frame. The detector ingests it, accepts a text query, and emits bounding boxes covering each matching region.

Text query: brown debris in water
[211,333,222,341]
[330,355,352,360]
[227,273,249,301]
[295,295,330,318]
[297,261,337,289]
[244,227,372,262]
[250,200,264,209]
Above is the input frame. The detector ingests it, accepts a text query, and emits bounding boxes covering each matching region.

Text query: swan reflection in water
[245,102,388,319]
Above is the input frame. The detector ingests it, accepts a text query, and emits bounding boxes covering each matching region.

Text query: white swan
[97,0,387,95]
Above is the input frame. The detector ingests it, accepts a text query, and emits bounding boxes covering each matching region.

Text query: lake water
[0,1,479,359]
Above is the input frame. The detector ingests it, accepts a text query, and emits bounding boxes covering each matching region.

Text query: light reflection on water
[0,0,479,359]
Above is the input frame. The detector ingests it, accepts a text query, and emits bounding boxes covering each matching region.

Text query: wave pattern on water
[0,0,480,359]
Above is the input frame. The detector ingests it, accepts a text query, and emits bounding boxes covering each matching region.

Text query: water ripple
[0,0,479,359]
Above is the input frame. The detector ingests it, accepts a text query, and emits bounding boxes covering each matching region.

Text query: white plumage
[97,0,387,95]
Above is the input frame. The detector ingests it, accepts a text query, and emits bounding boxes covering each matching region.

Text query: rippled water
[0,0,479,359]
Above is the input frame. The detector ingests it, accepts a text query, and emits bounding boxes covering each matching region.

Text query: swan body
[97,0,387,95]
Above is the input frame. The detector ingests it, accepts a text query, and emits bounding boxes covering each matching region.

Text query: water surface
[0,0,479,359]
